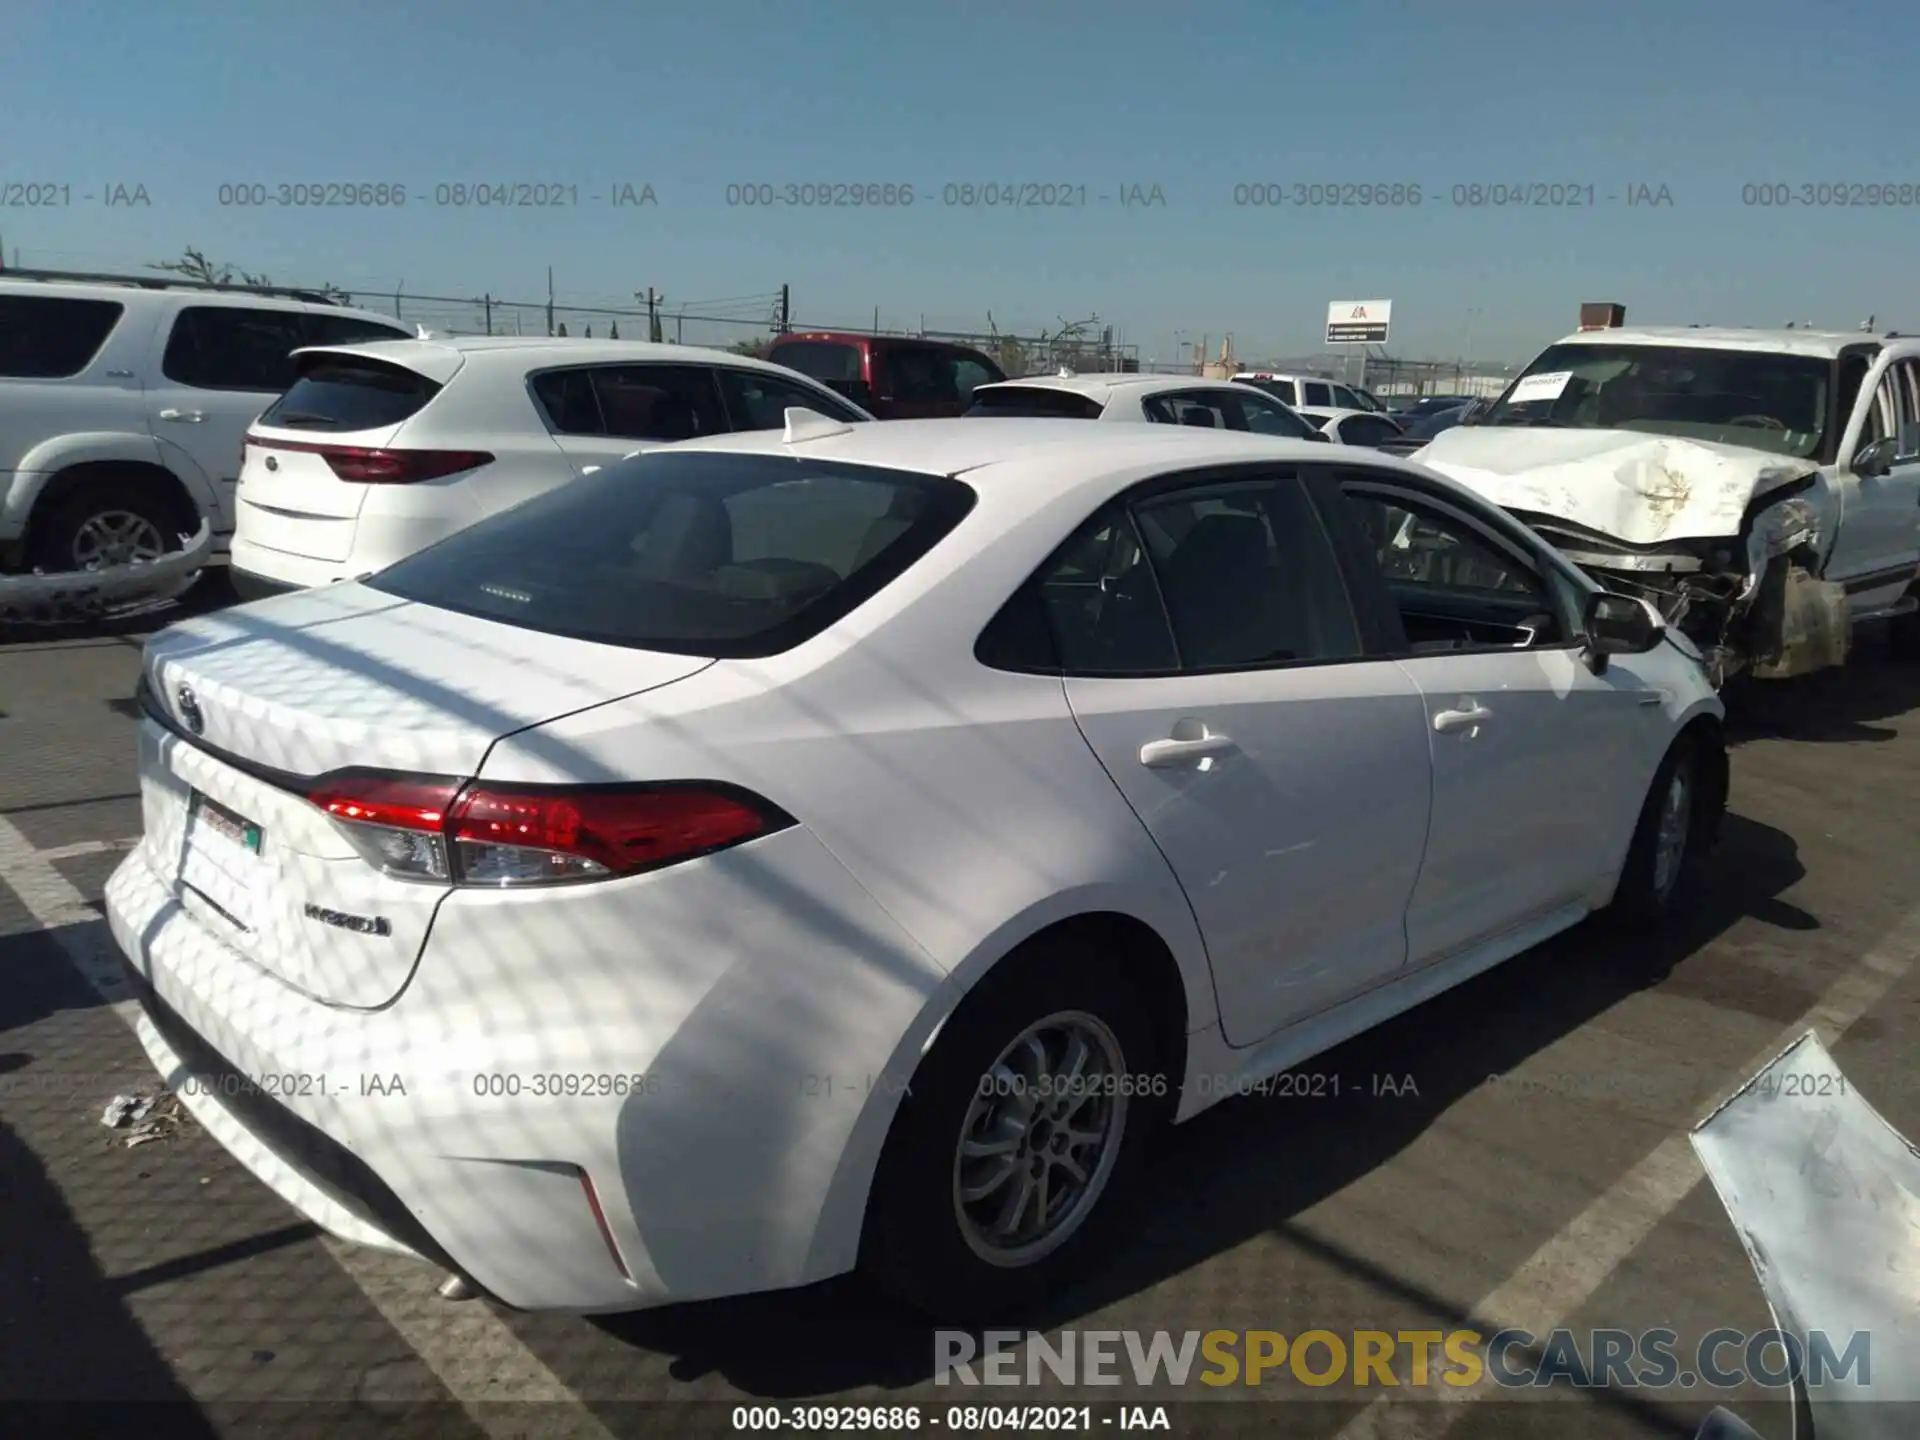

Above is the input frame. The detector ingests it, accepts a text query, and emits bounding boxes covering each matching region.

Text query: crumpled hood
[1413,427,1822,545]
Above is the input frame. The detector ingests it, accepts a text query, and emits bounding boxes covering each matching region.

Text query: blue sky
[3,0,1915,366]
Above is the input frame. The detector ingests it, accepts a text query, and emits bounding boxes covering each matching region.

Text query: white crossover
[108,413,1727,1321]
[228,336,871,600]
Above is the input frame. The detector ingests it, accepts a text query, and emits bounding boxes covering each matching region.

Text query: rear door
[239,352,446,563]
[1049,466,1433,1046]
[535,363,729,472]
[147,303,309,533]
[0,292,147,475]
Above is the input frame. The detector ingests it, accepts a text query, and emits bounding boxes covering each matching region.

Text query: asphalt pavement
[3,579,1918,1440]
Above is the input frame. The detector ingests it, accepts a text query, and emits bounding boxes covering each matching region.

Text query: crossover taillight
[246,437,493,484]
[306,770,790,887]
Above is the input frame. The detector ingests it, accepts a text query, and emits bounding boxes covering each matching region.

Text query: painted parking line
[1332,899,1920,1440]
[0,814,618,1440]
[36,836,141,862]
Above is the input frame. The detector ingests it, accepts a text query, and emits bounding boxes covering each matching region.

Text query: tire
[1605,733,1717,931]
[862,938,1176,1323]
[1888,596,1920,661]
[27,477,189,574]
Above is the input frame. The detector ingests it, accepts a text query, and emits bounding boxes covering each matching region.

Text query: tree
[148,246,349,300]
[728,337,771,359]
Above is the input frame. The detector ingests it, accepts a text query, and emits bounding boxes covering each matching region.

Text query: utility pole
[546,267,555,336]
[647,288,662,342]
[777,283,790,334]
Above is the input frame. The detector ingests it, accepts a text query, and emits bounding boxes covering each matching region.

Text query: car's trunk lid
[136,583,712,1007]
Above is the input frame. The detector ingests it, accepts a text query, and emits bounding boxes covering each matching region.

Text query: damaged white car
[1413,327,1920,683]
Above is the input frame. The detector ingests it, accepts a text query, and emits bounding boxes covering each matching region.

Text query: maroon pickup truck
[768,332,1006,419]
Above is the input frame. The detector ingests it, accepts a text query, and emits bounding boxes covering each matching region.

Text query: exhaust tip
[436,1274,477,1302]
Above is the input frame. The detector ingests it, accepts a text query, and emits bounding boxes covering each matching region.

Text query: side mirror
[1851,435,1896,478]
[1584,591,1664,670]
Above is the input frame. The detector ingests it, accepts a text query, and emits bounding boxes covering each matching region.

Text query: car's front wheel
[863,937,1174,1322]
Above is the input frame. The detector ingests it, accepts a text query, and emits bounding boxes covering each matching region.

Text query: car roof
[1550,326,1897,359]
[774,331,994,354]
[662,416,1366,495]
[975,373,1265,403]
[289,335,815,379]
[0,276,399,322]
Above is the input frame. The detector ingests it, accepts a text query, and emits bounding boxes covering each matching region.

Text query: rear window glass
[367,451,977,657]
[965,386,1104,419]
[0,295,125,378]
[770,341,863,383]
[259,357,441,432]
[304,314,411,346]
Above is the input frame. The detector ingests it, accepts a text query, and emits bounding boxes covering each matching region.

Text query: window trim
[975,461,1399,679]
[159,303,314,394]
[524,361,731,442]
[710,362,868,428]
[0,294,128,379]
[1312,464,1588,658]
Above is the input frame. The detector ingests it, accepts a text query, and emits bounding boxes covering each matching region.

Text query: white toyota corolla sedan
[107,412,1727,1322]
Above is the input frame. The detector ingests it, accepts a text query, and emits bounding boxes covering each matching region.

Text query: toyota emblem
[176,685,205,736]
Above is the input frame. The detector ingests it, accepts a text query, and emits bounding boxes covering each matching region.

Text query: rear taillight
[248,438,493,484]
[306,771,789,887]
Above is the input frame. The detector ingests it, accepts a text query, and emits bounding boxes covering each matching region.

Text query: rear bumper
[104,814,949,1312]
[227,538,345,594]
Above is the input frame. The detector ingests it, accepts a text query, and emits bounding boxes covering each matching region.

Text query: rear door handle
[1432,704,1492,733]
[159,408,205,423]
[1139,732,1236,768]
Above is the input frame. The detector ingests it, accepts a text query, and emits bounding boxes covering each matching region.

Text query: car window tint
[952,357,1001,401]
[259,357,440,432]
[1144,393,1238,429]
[368,451,975,657]
[965,385,1105,419]
[1302,381,1335,407]
[770,341,862,383]
[0,295,124,377]
[1340,486,1563,651]
[883,346,961,404]
[716,367,864,429]
[531,368,606,434]
[1033,508,1178,673]
[1132,477,1360,669]
[1344,416,1397,446]
[588,364,725,441]
[1236,392,1318,438]
[162,306,308,391]
[303,314,411,347]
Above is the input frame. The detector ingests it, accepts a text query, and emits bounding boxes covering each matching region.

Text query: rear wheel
[28,478,189,574]
[1606,733,1717,930]
[862,938,1174,1323]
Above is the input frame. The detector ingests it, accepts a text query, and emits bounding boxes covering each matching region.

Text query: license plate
[191,793,263,854]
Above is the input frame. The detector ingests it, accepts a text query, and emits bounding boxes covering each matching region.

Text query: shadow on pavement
[1723,628,1920,746]
[589,809,1807,1413]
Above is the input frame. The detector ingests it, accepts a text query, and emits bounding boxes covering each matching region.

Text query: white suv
[230,337,874,598]
[0,272,411,574]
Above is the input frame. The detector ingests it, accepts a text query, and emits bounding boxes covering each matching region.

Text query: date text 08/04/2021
[729,1404,1171,1432]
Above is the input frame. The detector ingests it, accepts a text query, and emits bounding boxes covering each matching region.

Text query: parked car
[1389,394,1478,421]
[1414,326,1920,682]
[229,337,872,599]
[966,372,1324,438]
[767,331,1005,417]
[1231,371,1372,412]
[110,416,1726,1323]
[1376,399,1489,458]
[0,270,411,575]
[1347,385,1392,414]
[1294,406,1406,448]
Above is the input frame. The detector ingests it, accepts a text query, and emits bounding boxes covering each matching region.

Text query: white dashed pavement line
[36,836,142,862]
[1333,899,1920,1440]
[0,814,617,1440]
